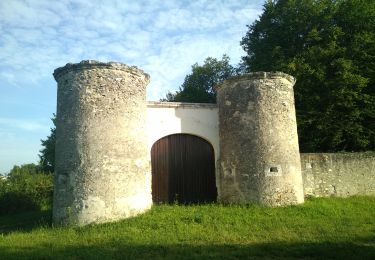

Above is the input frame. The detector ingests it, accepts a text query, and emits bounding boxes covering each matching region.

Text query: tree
[241,0,375,152]
[8,163,42,180]
[162,55,236,103]
[0,163,53,214]
[39,115,56,173]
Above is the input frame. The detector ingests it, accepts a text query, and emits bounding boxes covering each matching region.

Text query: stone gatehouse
[52,60,375,226]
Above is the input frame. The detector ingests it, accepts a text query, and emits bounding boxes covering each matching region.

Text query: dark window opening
[270,166,279,173]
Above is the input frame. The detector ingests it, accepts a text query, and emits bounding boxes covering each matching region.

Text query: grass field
[0,196,374,259]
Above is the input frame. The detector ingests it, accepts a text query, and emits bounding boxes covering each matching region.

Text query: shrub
[0,164,53,214]
[0,192,39,214]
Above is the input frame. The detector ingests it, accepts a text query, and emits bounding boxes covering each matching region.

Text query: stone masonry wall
[217,72,304,206]
[53,60,152,226]
[301,152,375,197]
[51,60,375,226]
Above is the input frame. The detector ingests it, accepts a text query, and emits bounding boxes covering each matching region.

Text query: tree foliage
[0,164,53,214]
[39,115,56,173]
[162,55,236,103]
[241,0,375,152]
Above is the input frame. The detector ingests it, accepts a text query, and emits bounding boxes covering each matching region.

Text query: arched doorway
[151,134,217,204]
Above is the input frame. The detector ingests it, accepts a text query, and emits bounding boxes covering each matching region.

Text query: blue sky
[0,0,264,174]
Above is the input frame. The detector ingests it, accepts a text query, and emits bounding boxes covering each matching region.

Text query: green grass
[0,196,374,259]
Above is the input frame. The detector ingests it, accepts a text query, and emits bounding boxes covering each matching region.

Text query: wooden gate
[151,134,217,204]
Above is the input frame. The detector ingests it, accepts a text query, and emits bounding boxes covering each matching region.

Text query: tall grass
[0,196,374,259]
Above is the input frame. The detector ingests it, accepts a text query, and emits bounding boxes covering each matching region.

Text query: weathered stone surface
[301,152,375,197]
[51,59,375,225]
[53,60,151,225]
[217,72,304,206]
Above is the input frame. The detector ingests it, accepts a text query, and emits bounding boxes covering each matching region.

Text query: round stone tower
[53,60,151,225]
[217,72,304,206]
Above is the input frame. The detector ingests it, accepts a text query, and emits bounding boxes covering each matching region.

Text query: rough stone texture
[301,152,375,197]
[53,60,151,225]
[217,72,304,206]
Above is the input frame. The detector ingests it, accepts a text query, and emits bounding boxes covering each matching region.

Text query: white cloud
[0,0,265,172]
[0,0,263,98]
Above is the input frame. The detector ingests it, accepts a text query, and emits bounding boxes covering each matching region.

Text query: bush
[0,164,53,214]
[0,192,39,214]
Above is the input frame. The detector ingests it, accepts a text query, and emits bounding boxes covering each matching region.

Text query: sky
[0,0,264,174]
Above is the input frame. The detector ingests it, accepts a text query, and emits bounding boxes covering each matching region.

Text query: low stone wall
[301,152,375,197]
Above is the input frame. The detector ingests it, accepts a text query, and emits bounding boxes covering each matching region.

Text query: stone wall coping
[301,152,375,158]
[53,60,150,81]
[147,101,217,109]
[217,72,296,90]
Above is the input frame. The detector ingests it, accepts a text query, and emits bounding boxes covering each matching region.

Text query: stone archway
[151,133,217,204]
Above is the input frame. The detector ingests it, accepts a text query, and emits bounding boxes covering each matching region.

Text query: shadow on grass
[0,210,51,234]
[0,238,374,259]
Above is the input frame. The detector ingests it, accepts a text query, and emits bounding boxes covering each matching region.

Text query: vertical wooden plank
[151,134,217,204]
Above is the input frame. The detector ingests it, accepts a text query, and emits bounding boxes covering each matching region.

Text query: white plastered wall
[146,101,219,163]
